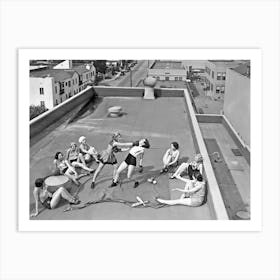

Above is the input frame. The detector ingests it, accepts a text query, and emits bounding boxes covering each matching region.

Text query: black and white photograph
[27,57,252,222]
[1,1,280,280]
[17,48,261,231]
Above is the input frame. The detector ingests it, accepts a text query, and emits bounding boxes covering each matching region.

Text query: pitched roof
[231,62,250,78]
[29,69,77,82]
[72,65,93,75]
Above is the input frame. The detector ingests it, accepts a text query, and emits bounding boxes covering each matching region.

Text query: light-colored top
[189,181,206,200]
[166,148,180,161]
[54,159,68,173]
[129,146,145,157]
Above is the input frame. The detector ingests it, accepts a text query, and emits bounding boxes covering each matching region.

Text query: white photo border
[19,48,261,232]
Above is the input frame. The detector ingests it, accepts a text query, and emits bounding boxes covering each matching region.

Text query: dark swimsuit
[41,197,52,209]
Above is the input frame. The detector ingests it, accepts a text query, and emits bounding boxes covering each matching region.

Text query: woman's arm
[188,182,204,194]
[198,163,203,174]
[168,150,180,166]
[175,174,190,183]
[113,141,134,147]
[79,144,89,154]
[30,188,40,217]
[65,160,77,175]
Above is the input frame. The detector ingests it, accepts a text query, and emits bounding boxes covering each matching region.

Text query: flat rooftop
[151,61,184,70]
[30,95,213,220]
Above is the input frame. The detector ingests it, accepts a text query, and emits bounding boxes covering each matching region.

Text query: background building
[223,62,251,147]
[148,60,187,81]
[30,60,96,109]
[204,60,245,99]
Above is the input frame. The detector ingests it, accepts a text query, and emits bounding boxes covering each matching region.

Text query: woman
[54,152,85,186]
[30,178,80,217]
[160,142,180,173]
[170,153,203,179]
[66,142,94,173]
[79,136,99,163]
[90,133,132,189]
[156,174,206,207]
[111,138,150,188]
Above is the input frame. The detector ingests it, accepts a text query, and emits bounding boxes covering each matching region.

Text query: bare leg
[65,169,80,185]
[78,153,87,165]
[112,164,118,178]
[171,162,188,178]
[72,161,94,172]
[163,155,172,169]
[50,187,76,208]
[113,161,128,183]
[157,197,194,206]
[92,162,104,182]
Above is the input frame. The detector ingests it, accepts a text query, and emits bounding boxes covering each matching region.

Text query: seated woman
[66,142,94,173]
[30,178,80,217]
[160,142,180,173]
[156,174,206,207]
[111,138,150,188]
[90,132,133,189]
[54,152,85,186]
[79,136,99,163]
[170,153,203,179]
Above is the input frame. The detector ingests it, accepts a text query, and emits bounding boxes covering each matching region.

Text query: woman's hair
[79,136,86,143]
[35,178,44,188]
[171,142,179,150]
[196,174,203,182]
[142,139,150,149]
[54,152,62,159]
[112,132,121,141]
[70,142,76,147]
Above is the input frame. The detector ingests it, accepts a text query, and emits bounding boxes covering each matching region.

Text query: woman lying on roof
[156,173,206,207]
[30,178,80,217]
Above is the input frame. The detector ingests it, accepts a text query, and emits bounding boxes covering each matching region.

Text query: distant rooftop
[72,64,93,75]
[29,65,49,71]
[151,60,184,70]
[30,69,77,82]
[231,62,250,78]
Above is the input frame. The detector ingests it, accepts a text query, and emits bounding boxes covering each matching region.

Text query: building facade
[223,62,250,147]
[30,61,96,109]
[148,60,187,81]
[203,60,244,99]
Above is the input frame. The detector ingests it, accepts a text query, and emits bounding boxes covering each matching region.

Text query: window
[212,71,214,79]
[66,94,68,99]
[40,101,45,107]
[55,99,58,105]
[165,76,169,81]
[175,77,178,81]
[211,84,213,91]
[55,87,57,94]
[76,78,78,84]
[221,86,225,94]
[222,73,226,80]
[69,81,71,87]
[60,97,63,103]
[217,72,222,80]
[216,86,220,93]
[179,77,182,81]
[39,87,44,95]
[86,74,88,80]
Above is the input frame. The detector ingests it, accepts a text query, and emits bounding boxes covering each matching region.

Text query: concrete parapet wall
[30,87,94,138]
[196,114,250,165]
[196,114,223,123]
[93,86,144,97]
[183,90,229,220]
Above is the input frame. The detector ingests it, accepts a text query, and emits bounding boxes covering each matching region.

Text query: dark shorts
[42,197,52,209]
[124,153,137,166]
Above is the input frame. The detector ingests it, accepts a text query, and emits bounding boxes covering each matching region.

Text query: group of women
[31,133,206,217]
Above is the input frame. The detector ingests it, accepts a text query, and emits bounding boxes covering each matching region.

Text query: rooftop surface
[30,96,213,220]
[199,122,250,216]
[151,61,184,70]
[30,69,77,82]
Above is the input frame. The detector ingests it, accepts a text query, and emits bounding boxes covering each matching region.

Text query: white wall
[30,77,54,109]
[223,68,250,147]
